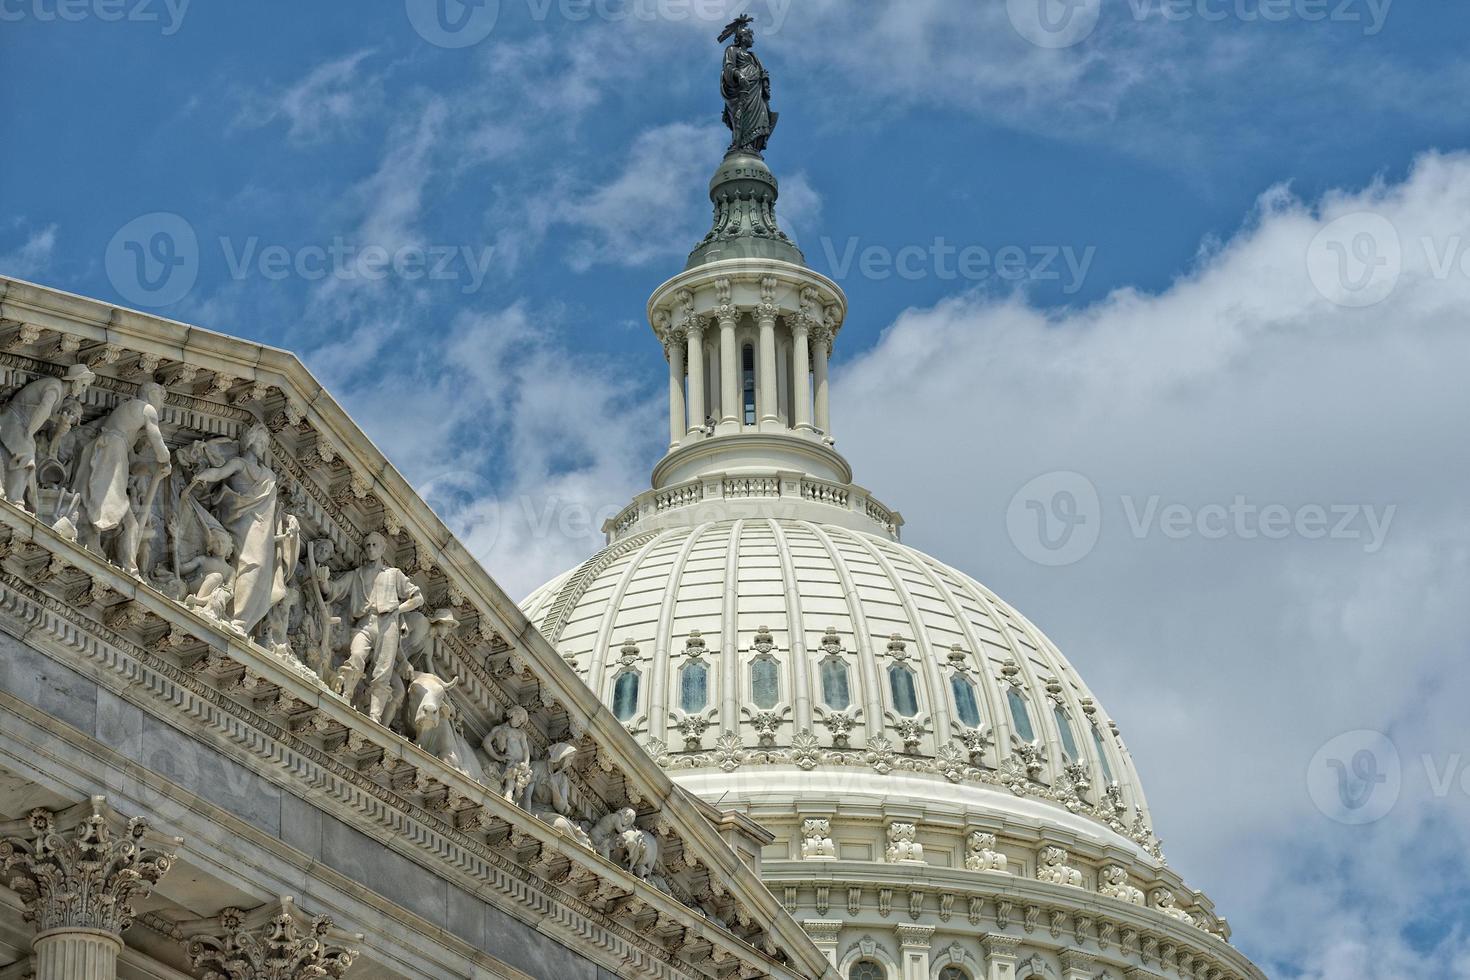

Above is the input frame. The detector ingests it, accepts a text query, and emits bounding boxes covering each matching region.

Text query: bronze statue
[718,14,777,157]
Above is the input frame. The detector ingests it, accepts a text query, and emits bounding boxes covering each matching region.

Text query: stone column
[981,934,1021,980]
[719,312,739,430]
[791,316,813,432]
[895,925,934,980]
[686,318,707,435]
[183,896,361,979]
[0,797,180,980]
[666,334,686,449]
[812,327,831,437]
[756,303,779,428]
[802,920,842,969]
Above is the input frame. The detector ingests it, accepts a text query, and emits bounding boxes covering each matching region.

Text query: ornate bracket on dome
[964,831,1009,873]
[1036,845,1083,888]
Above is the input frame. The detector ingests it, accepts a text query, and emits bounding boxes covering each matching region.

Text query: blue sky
[7,1,1470,976]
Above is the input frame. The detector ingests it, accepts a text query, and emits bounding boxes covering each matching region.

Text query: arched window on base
[951,673,982,728]
[1054,702,1080,762]
[613,671,640,722]
[888,664,919,717]
[679,660,708,714]
[1007,687,1036,742]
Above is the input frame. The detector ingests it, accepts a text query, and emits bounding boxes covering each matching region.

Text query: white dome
[513,146,1264,975]
[521,517,1159,856]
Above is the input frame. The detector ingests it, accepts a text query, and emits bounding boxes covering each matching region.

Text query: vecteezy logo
[1306,730,1401,826]
[1307,211,1402,308]
[105,212,199,308]
[1006,470,1101,566]
[1006,0,1102,49]
[404,0,499,48]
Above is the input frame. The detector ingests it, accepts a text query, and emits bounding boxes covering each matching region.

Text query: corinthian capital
[0,796,181,937]
[183,896,361,980]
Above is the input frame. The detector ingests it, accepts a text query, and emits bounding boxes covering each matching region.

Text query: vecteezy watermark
[217,238,496,295]
[1006,472,1103,567]
[1007,0,1392,48]
[1307,211,1403,308]
[1006,0,1103,49]
[105,213,498,308]
[1309,730,1470,826]
[819,237,1097,293]
[1006,472,1398,566]
[405,0,792,48]
[105,212,200,308]
[1127,0,1392,35]
[1307,212,1470,308]
[1307,730,1401,825]
[0,0,190,34]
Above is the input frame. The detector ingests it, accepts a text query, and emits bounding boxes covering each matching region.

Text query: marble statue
[618,824,659,880]
[315,531,424,723]
[71,381,171,577]
[523,742,592,847]
[181,423,280,637]
[34,396,85,492]
[718,14,777,156]
[482,705,532,803]
[422,607,460,674]
[405,671,466,773]
[179,525,243,634]
[588,806,638,862]
[261,511,302,656]
[301,538,342,684]
[0,364,93,511]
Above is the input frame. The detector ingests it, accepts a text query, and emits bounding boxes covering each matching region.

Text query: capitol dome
[522,516,1157,857]
[523,42,1264,980]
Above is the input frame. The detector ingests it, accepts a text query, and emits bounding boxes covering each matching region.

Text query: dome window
[888,663,919,717]
[613,671,640,722]
[1092,721,1116,784]
[1007,687,1036,742]
[950,674,982,728]
[820,657,851,710]
[679,660,709,713]
[849,961,885,980]
[750,658,780,709]
[1054,703,1080,761]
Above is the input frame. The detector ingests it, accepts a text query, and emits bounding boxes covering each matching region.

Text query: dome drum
[605,466,901,543]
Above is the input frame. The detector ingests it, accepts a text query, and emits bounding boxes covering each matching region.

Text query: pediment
[0,274,833,980]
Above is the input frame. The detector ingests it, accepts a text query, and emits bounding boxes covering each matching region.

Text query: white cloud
[0,223,58,279]
[232,49,383,144]
[832,151,1470,975]
[492,122,726,272]
[314,303,661,601]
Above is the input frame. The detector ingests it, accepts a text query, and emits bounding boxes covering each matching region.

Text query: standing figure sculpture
[71,380,171,576]
[179,423,280,638]
[718,14,777,157]
[316,530,424,724]
[0,364,93,511]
